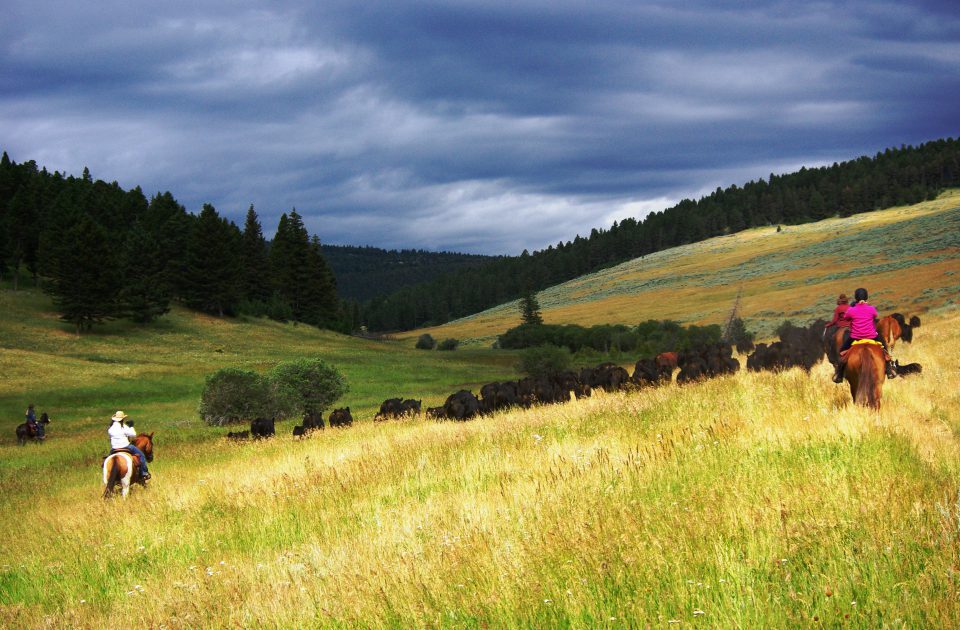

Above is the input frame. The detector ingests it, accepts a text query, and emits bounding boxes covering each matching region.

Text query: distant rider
[108,411,150,481]
[25,404,40,439]
[832,288,897,383]
[824,293,852,331]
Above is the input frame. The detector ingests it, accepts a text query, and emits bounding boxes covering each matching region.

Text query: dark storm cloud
[2,0,958,254]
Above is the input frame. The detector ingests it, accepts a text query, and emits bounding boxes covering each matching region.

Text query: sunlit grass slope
[0,287,519,471]
[2,303,959,627]
[409,190,960,345]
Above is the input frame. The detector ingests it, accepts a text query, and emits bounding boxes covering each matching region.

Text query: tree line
[0,155,346,333]
[360,138,960,331]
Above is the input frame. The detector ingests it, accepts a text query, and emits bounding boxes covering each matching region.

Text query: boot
[832,362,845,384]
[885,360,897,379]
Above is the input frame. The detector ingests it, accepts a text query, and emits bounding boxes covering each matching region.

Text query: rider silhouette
[108,411,150,481]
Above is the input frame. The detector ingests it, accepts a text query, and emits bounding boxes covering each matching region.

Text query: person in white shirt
[107,411,150,480]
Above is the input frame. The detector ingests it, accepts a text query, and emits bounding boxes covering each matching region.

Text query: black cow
[426,406,447,419]
[226,430,249,440]
[374,398,404,421]
[748,321,825,373]
[631,357,660,386]
[480,381,521,413]
[292,425,306,438]
[400,399,422,415]
[302,411,324,431]
[328,407,353,427]
[251,417,275,438]
[443,390,480,421]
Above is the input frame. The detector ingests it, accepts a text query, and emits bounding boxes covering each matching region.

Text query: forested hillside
[321,245,493,301]
[361,138,960,331]
[0,157,345,332]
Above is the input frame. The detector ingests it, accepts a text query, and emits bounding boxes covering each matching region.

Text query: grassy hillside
[407,190,960,345]
[1,301,958,626]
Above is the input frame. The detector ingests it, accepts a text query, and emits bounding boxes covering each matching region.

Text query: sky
[2,1,959,255]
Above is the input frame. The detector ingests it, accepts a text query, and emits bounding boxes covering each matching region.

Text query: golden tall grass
[2,310,958,628]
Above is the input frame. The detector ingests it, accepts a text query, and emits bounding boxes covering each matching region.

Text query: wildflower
[543,599,552,604]
[693,609,705,616]
[79,599,86,604]
[533,434,543,441]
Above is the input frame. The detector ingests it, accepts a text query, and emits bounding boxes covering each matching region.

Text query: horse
[842,342,885,409]
[823,325,847,368]
[878,316,902,351]
[102,433,154,498]
[16,413,51,446]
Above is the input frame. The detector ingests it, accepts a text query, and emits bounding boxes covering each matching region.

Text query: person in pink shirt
[833,287,896,382]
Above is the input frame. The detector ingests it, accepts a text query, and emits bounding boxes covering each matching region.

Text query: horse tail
[103,455,121,498]
[855,346,883,409]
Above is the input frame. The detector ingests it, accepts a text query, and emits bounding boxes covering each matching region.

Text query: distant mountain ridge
[321,245,494,302]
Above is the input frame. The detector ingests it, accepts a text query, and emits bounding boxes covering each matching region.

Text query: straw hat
[111,410,128,422]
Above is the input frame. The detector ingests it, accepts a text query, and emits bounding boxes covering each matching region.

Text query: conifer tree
[117,223,171,323]
[181,204,241,317]
[520,290,544,326]
[240,204,272,304]
[42,213,119,334]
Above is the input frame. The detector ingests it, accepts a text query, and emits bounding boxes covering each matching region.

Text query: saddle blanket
[840,339,891,361]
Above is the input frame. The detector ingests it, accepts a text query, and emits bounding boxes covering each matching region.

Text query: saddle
[839,339,891,362]
[103,448,143,475]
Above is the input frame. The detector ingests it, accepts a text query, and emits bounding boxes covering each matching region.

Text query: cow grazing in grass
[374,398,404,421]
[631,357,660,386]
[749,321,825,373]
[292,425,306,438]
[480,381,521,413]
[328,407,353,427]
[655,352,679,376]
[443,390,480,421]
[250,417,275,438]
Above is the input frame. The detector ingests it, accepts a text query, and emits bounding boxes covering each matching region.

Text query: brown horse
[102,433,154,498]
[878,316,902,351]
[843,343,885,409]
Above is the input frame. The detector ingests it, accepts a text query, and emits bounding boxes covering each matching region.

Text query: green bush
[437,338,459,351]
[518,344,572,378]
[198,368,291,426]
[415,333,436,350]
[268,358,348,419]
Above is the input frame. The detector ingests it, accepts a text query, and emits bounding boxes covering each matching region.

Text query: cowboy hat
[111,410,128,422]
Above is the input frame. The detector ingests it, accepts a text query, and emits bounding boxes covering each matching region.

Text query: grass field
[2,304,959,627]
[2,194,959,627]
[407,190,960,345]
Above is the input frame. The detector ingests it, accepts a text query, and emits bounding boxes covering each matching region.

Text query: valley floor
[2,309,959,628]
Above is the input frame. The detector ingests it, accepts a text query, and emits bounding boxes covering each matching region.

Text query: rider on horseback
[25,404,41,439]
[824,293,852,331]
[832,288,897,383]
[108,411,150,481]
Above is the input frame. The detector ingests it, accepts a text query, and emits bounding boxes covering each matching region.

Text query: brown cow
[655,352,678,375]
[878,316,902,350]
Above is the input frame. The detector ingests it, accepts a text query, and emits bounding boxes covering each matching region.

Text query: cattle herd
[226,313,922,439]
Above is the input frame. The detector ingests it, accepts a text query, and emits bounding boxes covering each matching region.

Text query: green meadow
[2,196,960,627]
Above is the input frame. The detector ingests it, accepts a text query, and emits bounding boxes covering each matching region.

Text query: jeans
[125,444,149,476]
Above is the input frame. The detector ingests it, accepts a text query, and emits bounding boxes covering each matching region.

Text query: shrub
[437,338,459,351]
[415,333,436,350]
[518,344,572,378]
[198,368,289,426]
[268,358,348,420]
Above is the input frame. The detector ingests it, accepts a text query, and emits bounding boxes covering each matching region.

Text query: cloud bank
[3,0,958,253]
